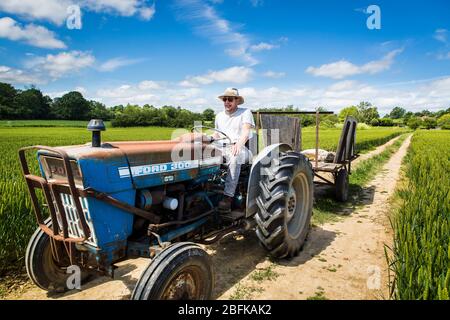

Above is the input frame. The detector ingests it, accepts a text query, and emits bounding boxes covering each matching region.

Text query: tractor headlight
[41,156,83,186]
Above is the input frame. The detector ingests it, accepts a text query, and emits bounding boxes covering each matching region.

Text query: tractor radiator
[58,194,98,247]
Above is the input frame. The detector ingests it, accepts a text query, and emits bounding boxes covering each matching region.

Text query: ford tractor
[19,113,357,300]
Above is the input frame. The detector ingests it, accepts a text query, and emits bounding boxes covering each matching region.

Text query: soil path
[10,135,410,300]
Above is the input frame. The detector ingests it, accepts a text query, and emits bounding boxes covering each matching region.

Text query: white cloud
[0,0,71,25]
[175,0,258,65]
[47,86,87,98]
[175,1,285,66]
[238,77,450,114]
[250,42,279,52]
[306,49,403,79]
[179,66,253,87]
[434,29,448,43]
[0,65,42,84]
[81,0,156,20]
[225,47,258,66]
[263,71,285,78]
[0,0,156,25]
[26,51,95,79]
[138,80,163,90]
[0,17,66,49]
[98,57,142,72]
[96,83,205,107]
[139,3,156,20]
[86,74,450,114]
[74,86,87,94]
[327,80,359,91]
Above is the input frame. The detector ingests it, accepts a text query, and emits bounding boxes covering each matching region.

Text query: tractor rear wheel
[131,242,213,300]
[335,168,349,202]
[26,218,89,292]
[255,151,313,259]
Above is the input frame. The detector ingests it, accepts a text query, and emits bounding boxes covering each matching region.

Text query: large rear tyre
[25,218,89,292]
[335,168,349,202]
[131,242,214,300]
[255,151,314,259]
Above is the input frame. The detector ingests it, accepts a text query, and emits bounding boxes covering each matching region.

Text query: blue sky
[0,0,449,114]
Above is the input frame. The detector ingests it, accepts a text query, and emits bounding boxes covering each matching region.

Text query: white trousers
[223,146,252,197]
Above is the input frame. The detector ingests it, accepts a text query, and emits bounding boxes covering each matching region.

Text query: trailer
[253,111,359,202]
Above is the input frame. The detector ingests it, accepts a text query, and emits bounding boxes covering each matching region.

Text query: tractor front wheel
[255,151,314,259]
[131,242,214,300]
[26,218,89,292]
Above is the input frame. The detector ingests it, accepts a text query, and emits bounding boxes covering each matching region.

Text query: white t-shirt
[214,108,255,143]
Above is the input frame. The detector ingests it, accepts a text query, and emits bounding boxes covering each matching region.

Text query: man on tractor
[214,88,255,212]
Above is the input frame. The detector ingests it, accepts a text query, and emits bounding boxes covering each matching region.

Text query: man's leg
[219,147,250,211]
[224,154,240,197]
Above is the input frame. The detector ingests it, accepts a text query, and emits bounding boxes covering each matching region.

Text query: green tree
[437,114,450,129]
[435,107,450,118]
[403,111,414,125]
[414,110,432,117]
[111,105,125,114]
[357,101,379,124]
[378,118,394,126]
[389,106,406,119]
[407,117,422,130]
[51,91,90,120]
[338,106,359,121]
[423,117,437,129]
[13,88,51,119]
[202,108,215,122]
[0,82,18,119]
[89,101,113,120]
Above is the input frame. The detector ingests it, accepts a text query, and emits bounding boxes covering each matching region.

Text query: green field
[0,120,113,128]
[0,122,408,275]
[389,130,450,300]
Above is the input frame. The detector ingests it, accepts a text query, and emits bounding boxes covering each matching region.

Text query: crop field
[0,120,113,128]
[0,123,407,275]
[389,130,450,300]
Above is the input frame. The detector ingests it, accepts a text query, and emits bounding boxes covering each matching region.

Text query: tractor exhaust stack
[87,119,106,147]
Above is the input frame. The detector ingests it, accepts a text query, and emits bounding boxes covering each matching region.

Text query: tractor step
[221,210,245,222]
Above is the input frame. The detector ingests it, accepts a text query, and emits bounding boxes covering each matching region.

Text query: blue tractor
[19,116,323,299]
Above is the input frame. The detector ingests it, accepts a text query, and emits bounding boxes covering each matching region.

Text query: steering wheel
[191,125,232,145]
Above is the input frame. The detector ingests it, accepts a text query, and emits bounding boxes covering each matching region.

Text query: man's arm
[231,123,252,156]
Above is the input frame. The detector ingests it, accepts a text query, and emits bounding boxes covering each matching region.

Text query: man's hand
[231,142,243,156]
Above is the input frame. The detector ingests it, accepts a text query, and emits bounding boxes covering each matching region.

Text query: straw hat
[218,87,244,105]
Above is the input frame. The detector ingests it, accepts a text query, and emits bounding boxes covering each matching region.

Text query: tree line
[1,82,449,129]
[0,82,214,128]
[338,102,450,129]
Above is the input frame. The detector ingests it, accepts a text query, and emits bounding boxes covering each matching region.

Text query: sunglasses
[222,97,235,102]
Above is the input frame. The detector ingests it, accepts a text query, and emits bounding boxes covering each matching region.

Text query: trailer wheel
[131,242,214,300]
[255,151,313,259]
[26,218,89,292]
[335,168,349,202]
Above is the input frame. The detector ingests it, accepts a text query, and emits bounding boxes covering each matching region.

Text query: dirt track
[10,135,411,300]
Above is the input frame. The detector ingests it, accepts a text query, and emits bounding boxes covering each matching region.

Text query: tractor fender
[245,143,292,218]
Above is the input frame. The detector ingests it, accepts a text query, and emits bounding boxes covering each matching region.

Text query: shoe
[218,196,233,212]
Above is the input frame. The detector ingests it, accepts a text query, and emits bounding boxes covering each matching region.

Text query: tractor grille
[57,194,98,247]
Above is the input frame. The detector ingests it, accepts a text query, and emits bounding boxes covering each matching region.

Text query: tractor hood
[40,133,219,163]
[37,133,222,191]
